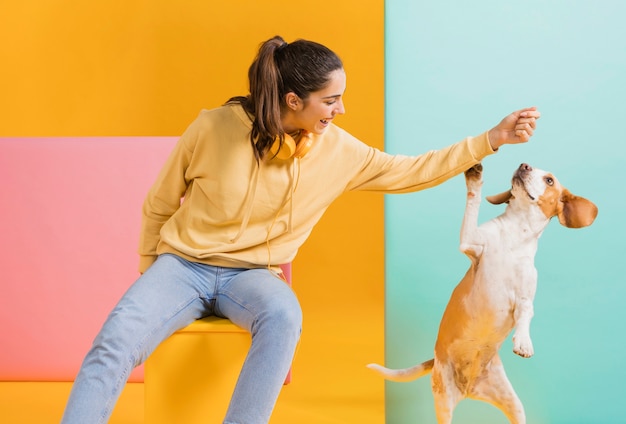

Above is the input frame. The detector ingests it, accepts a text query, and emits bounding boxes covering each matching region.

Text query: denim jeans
[61,253,302,424]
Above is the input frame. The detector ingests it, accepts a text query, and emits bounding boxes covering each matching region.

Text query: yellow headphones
[269,131,313,160]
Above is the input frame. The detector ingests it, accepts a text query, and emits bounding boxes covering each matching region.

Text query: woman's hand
[488,107,541,150]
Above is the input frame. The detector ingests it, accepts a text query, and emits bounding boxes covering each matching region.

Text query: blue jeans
[61,253,302,424]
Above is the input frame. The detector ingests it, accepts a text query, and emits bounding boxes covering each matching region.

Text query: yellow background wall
[0,1,385,422]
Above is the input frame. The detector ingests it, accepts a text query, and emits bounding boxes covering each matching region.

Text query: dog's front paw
[513,336,534,358]
[465,163,483,179]
[465,163,483,194]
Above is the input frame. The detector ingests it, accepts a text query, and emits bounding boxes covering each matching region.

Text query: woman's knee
[251,290,302,344]
[266,296,302,328]
[90,313,145,368]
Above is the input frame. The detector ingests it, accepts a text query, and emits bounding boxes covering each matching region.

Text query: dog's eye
[545,177,554,186]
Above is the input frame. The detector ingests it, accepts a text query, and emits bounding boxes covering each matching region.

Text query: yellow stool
[144,317,251,424]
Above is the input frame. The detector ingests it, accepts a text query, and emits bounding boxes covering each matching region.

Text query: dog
[368,163,598,424]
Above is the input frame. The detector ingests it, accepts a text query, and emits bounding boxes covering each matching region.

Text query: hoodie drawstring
[229,156,301,270]
[265,157,301,268]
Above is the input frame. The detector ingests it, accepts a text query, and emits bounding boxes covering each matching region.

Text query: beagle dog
[368,163,598,424]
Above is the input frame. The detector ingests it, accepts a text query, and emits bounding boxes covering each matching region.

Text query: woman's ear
[285,92,301,111]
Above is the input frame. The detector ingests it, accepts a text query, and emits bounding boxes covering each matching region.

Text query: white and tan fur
[368,163,598,424]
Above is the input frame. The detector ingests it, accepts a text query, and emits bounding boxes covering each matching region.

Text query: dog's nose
[519,163,532,172]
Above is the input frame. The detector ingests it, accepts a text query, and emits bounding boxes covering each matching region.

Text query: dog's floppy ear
[486,190,512,205]
[557,189,598,228]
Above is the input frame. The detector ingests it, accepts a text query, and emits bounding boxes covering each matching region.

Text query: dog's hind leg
[469,356,526,424]
[431,366,463,424]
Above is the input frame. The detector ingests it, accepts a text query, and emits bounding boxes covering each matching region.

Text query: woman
[61,35,540,424]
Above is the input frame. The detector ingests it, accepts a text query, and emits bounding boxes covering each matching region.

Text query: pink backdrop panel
[0,137,178,382]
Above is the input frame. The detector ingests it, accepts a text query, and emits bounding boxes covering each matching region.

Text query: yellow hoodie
[138,104,495,273]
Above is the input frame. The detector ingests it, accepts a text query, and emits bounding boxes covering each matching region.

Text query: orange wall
[0,0,385,381]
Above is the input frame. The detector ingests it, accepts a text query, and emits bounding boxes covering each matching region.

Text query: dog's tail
[366,359,434,382]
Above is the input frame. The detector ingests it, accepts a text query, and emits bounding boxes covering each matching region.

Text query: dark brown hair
[227,35,343,160]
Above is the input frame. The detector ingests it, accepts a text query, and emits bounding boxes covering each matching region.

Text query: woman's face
[283,68,346,135]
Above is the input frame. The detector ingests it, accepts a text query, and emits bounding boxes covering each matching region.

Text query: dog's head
[486,163,598,228]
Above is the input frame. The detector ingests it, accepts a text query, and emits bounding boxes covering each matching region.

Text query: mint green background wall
[384,1,625,423]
